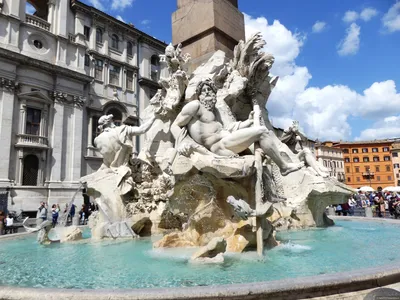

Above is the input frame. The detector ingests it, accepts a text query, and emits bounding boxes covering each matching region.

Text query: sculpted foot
[281,161,305,176]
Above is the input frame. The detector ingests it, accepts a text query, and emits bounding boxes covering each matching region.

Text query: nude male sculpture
[174,79,304,176]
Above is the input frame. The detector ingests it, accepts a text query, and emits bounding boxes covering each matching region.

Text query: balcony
[15,134,48,149]
[25,14,50,32]
[362,172,375,176]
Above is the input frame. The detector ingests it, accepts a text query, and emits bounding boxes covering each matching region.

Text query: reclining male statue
[173,79,304,176]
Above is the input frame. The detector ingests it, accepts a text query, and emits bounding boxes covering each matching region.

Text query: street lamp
[366,168,372,187]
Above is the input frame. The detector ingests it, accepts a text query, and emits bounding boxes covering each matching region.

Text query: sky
[74,0,399,141]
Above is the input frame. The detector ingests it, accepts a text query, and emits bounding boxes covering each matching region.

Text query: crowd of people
[0,210,15,234]
[332,189,400,218]
[0,200,99,235]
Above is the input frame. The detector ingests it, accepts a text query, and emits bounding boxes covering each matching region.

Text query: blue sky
[78,0,400,141]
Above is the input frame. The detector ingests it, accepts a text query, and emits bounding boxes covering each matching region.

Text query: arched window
[96,28,103,43]
[22,155,39,186]
[111,34,119,50]
[150,55,160,81]
[106,108,123,126]
[127,42,133,56]
[26,0,48,21]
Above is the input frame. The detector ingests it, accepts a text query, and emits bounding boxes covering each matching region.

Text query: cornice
[138,77,160,89]
[52,91,86,108]
[70,0,166,51]
[88,50,139,70]
[0,47,93,83]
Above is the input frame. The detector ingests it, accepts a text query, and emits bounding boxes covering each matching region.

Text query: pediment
[17,91,53,105]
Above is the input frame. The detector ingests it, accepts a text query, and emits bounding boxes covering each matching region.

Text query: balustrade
[26,14,50,31]
[16,134,48,147]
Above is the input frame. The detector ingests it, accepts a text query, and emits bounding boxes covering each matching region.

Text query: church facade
[0,0,166,212]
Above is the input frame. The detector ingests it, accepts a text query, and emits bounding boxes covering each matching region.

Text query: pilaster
[0,78,18,184]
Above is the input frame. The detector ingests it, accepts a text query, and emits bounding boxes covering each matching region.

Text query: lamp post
[367,168,372,187]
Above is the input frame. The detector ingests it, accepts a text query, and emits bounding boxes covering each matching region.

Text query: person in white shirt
[5,214,13,234]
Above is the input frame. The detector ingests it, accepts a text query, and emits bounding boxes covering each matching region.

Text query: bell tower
[172,0,245,71]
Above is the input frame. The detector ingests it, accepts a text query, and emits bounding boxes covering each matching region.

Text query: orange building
[333,140,397,190]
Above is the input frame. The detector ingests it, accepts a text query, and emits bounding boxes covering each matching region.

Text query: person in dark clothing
[341,202,350,216]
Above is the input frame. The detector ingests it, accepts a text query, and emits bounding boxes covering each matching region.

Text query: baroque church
[0,0,166,213]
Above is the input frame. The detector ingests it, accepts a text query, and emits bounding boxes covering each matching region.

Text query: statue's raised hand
[177,143,193,157]
[248,111,254,124]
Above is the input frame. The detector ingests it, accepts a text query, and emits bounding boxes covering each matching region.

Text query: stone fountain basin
[1,217,400,300]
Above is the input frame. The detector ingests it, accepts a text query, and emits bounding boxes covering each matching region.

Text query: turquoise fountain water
[0,220,398,289]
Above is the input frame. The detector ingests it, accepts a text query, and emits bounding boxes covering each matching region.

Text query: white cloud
[343,11,359,23]
[337,23,360,56]
[356,115,400,140]
[141,20,151,25]
[88,0,105,11]
[312,21,327,33]
[111,0,134,11]
[116,15,125,23]
[360,7,378,21]
[243,14,400,141]
[243,14,305,77]
[382,2,400,32]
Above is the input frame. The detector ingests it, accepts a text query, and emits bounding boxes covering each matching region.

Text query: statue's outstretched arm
[129,115,156,136]
[174,100,200,127]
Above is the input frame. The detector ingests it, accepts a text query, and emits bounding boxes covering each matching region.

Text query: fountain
[78,33,351,256]
[3,34,400,299]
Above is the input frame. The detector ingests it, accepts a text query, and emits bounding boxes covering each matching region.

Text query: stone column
[90,22,97,49]
[49,99,65,183]
[0,81,16,185]
[17,150,23,186]
[122,40,128,63]
[71,102,83,181]
[57,0,68,37]
[8,0,24,19]
[47,0,56,33]
[103,27,109,56]
[87,115,93,148]
[40,108,48,137]
[19,100,26,134]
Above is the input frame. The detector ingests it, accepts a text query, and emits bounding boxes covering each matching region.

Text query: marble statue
[173,78,304,176]
[226,196,273,220]
[151,43,191,116]
[280,120,329,177]
[94,113,156,195]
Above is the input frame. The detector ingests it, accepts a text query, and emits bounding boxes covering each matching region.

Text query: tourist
[5,214,13,234]
[335,204,342,216]
[354,192,362,207]
[51,204,60,228]
[36,201,48,225]
[348,197,356,216]
[379,195,386,218]
[0,210,5,235]
[341,202,350,216]
[79,205,84,225]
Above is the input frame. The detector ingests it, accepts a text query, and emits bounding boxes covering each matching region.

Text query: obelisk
[172,0,245,72]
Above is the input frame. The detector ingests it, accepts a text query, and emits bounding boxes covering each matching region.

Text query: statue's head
[291,120,299,131]
[98,114,115,131]
[196,78,217,110]
[165,43,175,59]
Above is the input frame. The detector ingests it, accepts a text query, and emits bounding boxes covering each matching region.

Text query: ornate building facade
[0,0,166,212]
[315,142,345,182]
[390,142,400,186]
[333,139,399,190]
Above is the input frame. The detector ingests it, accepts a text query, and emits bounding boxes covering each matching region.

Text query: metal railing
[17,134,48,146]
[25,14,50,31]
